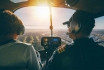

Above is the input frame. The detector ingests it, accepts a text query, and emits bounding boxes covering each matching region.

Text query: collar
[0,39,16,46]
[73,37,95,45]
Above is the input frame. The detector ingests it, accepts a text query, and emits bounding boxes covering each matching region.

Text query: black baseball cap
[63,10,95,28]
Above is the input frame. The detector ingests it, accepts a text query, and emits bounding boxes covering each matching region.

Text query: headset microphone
[66,32,71,35]
[66,32,69,35]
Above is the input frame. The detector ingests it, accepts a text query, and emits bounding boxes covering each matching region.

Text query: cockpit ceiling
[0,0,104,15]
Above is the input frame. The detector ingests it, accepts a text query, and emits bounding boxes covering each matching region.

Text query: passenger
[0,9,41,70]
[46,10,104,70]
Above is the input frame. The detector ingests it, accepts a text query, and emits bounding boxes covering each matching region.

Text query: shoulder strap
[57,44,73,54]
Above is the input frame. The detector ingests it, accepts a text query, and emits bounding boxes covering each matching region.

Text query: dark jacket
[46,38,104,70]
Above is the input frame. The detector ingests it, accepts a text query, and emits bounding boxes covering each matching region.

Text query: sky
[14,6,104,29]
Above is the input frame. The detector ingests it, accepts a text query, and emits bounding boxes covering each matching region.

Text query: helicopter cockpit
[0,0,104,69]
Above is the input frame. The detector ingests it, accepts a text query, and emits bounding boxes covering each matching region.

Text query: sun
[35,6,50,19]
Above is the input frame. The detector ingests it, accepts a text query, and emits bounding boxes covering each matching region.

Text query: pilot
[0,9,42,70]
[46,10,104,70]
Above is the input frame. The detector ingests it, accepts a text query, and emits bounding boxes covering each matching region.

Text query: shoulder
[15,40,31,45]
[11,40,36,51]
[95,43,104,51]
[49,44,73,61]
[13,40,33,48]
[47,44,74,69]
[57,44,73,54]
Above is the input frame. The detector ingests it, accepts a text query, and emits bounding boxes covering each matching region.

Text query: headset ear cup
[17,24,25,35]
[75,22,81,34]
[70,21,81,34]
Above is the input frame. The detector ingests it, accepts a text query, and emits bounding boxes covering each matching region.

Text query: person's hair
[0,9,24,36]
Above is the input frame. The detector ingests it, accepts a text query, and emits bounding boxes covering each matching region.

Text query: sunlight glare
[35,6,50,19]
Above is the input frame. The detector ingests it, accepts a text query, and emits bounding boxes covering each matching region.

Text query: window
[14,6,104,51]
[14,6,75,51]
[10,0,28,3]
[91,16,104,46]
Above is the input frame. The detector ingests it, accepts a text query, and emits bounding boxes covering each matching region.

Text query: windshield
[14,6,104,51]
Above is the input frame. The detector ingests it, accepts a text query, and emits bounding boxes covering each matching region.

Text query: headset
[67,17,81,34]
[16,21,25,35]
[14,17,25,35]
[0,9,25,35]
